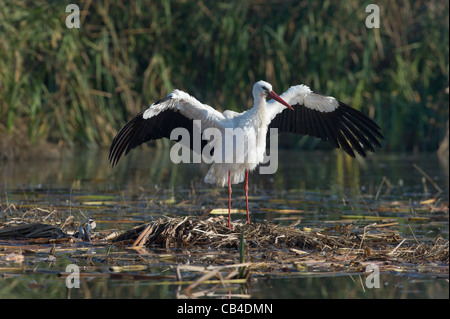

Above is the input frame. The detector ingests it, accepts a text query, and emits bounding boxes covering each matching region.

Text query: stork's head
[253,80,293,110]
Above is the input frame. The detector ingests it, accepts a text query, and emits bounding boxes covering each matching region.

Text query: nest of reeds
[1,207,448,273]
[113,215,326,249]
[111,215,449,267]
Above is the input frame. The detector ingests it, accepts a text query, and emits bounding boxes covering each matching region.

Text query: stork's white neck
[252,94,268,127]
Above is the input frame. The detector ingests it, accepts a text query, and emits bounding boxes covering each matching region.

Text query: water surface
[0,148,448,299]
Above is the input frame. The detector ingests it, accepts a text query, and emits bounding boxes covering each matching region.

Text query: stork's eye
[262,86,269,93]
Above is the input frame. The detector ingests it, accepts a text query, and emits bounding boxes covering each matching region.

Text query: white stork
[109,80,383,228]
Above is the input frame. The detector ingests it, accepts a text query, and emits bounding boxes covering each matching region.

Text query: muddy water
[0,148,448,298]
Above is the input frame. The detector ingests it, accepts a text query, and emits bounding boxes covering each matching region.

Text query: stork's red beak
[268,91,294,110]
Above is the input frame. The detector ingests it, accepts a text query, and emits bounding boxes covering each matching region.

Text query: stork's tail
[204,165,245,187]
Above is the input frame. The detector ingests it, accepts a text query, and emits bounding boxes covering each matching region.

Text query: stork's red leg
[244,170,250,224]
[228,171,232,229]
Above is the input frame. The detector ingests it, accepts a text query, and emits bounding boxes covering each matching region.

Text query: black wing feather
[269,100,383,157]
[109,107,207,166]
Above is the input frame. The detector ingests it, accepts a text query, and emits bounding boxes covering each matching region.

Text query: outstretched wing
[267,84,384,157]
[109,90,225,166]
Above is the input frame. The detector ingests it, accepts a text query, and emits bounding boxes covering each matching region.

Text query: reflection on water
[0,148,448,299]
[1,148,448,198]
[0,271,447,299]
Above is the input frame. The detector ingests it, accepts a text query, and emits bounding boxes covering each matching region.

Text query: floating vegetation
[1,205,448,282]
[0,222,68,239]
[112,215,449,273]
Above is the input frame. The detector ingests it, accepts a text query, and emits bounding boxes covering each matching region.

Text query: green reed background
[0,0,448,152]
